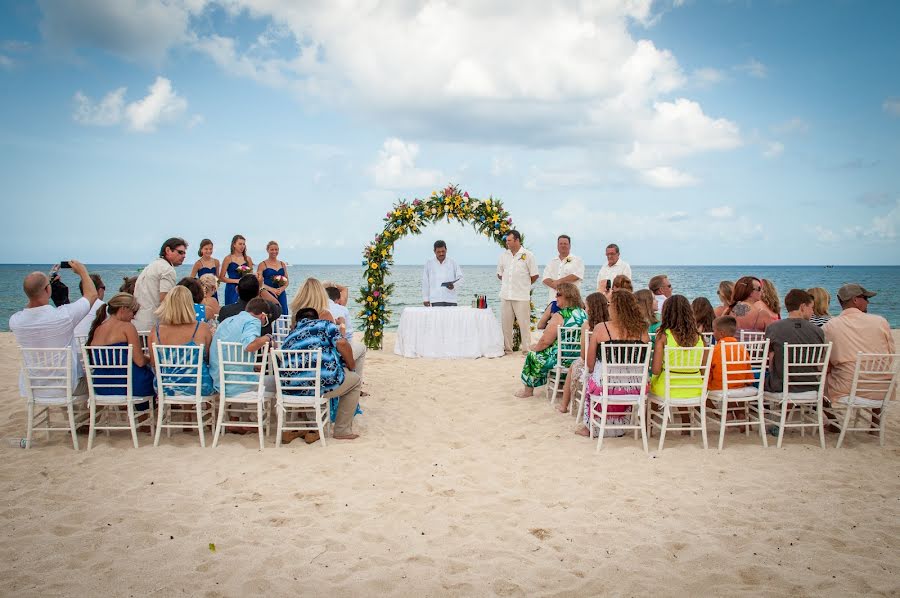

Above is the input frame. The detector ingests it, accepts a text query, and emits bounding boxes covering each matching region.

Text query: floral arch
[357,184,524,350]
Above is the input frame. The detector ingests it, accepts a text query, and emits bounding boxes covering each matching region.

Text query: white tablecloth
[394,306,504,359]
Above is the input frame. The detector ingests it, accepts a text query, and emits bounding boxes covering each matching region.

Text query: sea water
[1,264,897,331]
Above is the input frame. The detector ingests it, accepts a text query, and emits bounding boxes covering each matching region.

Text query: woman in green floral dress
[515,282,587,397]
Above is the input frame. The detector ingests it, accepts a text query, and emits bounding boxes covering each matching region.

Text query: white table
[394,306,504,359]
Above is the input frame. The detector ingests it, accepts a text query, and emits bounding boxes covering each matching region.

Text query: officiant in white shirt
[422,240,463,307]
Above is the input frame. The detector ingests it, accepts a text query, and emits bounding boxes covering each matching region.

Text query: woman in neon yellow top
[650,295,704,398]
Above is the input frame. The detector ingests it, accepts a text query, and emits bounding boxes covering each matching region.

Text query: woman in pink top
[724,276,776,333]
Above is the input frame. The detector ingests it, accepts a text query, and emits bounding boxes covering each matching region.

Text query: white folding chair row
[589,342,652,452]
[137,331,151,357]
[648,345,713,450]
[706,340,770,450]
[153,344,217,448]
[739,330,766,343]
[213,342,273,450]
[830,352,899,448]
[18,347,88,449]
[271,348,329,448]
[271,315,291,350]
[81,344,155,449]
[546,325,582,404]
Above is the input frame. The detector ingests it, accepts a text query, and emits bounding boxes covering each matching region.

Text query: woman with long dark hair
[724,276,776,333]
[219,234,253,306]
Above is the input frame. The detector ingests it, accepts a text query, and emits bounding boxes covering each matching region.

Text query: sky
[1,0,898,266]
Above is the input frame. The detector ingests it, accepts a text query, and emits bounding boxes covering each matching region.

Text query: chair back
[780,342,832,396]
[153,344,206,400]
[217,341,269,399]
[271,349,324,402]
[599,342,651,397]
[272,316,291,349]
[663,345,712,399]
[82,344,134,397]
[739,330,765,343]
[19,347,74,401]
[137,331,151,356]
[556,326,582,368]
[702,332,714,346]
[718,340,769,394]
[847,352,900,405]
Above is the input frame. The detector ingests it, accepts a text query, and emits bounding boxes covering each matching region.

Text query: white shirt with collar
[541,254,585,303]
[328,299,354,341]
[596,259,632,291]
[422,257,463,304]
[497,248,538,301]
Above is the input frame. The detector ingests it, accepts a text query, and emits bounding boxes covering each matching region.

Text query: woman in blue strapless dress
[190,239,220,301]
[258,240,290,317]
[220,234,253,306]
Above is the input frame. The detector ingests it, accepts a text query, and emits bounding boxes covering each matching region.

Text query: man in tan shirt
[823,283,895,402]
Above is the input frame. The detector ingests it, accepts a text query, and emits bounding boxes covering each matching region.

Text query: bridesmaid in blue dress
[219,234,253,306]
[258,240,290,317]
[189,239,220,301]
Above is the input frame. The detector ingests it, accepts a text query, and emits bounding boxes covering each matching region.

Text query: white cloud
[883,97,900,117]
[708,206,735,220]
[772,117,809,134]
[811,225,840,244]
[641,166,698,188]
[736,58,767,78]
[372,138,441,189]
[663,211,690,222]
[763,141,784,158]
[72,76,191,132]
[870,200,899,240]
[0,54,13,69]
[692,67,725,87]
[491,156,513,177]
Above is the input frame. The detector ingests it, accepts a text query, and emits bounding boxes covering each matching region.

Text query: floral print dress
[520,307,587,388]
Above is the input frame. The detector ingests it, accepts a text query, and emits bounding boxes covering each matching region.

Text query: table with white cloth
[394,306,504,359]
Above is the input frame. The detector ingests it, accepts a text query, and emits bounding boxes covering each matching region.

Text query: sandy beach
[2,329,899,597]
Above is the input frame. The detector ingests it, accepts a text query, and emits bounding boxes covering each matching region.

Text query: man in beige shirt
[497,230,538,353]
[823,283,895,402]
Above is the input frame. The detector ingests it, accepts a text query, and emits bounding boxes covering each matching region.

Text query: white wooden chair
[589,342,652,452]
[82,345,155,449]
[152,344,217,447]
[701,332,714,346]
[271,315,291,350]
[739,330,765,343]
[271,348,328,447]
[18,347,88,449]
[213,342,273,449]
[572,330,592,419]
[137,331,151,357]
[763,342,832,449]
[830,352,899,448]
[546,326,582,404]
[706,340,770,450]
[648,345,713,450]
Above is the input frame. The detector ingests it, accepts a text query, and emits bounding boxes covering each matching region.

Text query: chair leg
[658,404,670,451]
[87,399,97,450]
[879,410,886,447]
[757,397,768,448]
[25,401,34,449]
[835,407,852,448]
[127,402,139,449]
[639,399,649,454]
[212,396,226,448]
[257,402,265,450]
[816,399,826,449]
[596,400,608,452]
[717,400,727,451]
[777,402,788,449]
[197,402,206,448]
[275,404,284,448]
[154,401,164,447]
[700,402,708,449]
[67,401,80,450]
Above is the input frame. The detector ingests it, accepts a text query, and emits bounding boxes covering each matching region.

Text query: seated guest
[74,274,106,339]
[325,284,366,384]
[218,274,282,336]
[611,274,633,293]
[281,307,362,442]
[634,289,660,335]
[10,260,99,395]
[515,282,587,398]
[650,295,704,400]
[725,276,777,334]
[148,286,215,396]
[177,277,206,322]
[557,292,609,413]
[288,278,336,324]
[119,276,138,295]
[763,289,824,394]
[691,296,715,337]
[209,297,274,397]
[757,278,781,321]
[648,274,672,313]
[707,316,754,392]
[199,274,221,321]
[823,284,894,403]
[577,289,650,437]
[86,292,155,405]
[714,280,734,317]
[807,287,832,327]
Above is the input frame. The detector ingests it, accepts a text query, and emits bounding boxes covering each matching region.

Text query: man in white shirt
[325,283,367,385]
[9,260,99,395]
[422,240,463,307]
[73,274,106,339]
[541,234,584,305]
[649,274,672,313]
[497,230,539,353]
[133,237,187,332]
[596,243,632,292]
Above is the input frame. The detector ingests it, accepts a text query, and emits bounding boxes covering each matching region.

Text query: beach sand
[2,330,899,596]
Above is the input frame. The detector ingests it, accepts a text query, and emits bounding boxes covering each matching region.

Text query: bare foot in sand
[556,404,570,413]
[514,388,534,398]
[575,426,590,437]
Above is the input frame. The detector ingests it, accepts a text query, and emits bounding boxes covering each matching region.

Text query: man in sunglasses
[133,237,187,331]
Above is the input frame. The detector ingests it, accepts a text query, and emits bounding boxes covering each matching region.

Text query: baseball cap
[836,283,877,302]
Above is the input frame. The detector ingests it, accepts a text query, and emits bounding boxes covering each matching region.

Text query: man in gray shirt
[764,289,825,393]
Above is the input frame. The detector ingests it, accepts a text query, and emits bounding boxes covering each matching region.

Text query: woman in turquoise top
[257,240,290,317]
[650,295,704,399]
[148,287,215,396]
[515,283,587,397]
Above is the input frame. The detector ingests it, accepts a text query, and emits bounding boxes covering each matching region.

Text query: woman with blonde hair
[713,280,734,317]
[148,286,215,395]
[199,274,220,321]
[289,278,335,324]
[807,287,832,326]
[756,279,781,320]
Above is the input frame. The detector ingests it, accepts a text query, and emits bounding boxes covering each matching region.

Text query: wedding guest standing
[258,240,289,316]
[596,243,631,293]
[190,239,220,301]
[541,234,584,306]
[422,240,463,307]
[219,235,253,306]
[497,230,538,353]
[133,237,187,332]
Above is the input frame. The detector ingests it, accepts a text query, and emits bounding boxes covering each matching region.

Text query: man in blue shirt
[281,307,361,441]
[210,298,273,397]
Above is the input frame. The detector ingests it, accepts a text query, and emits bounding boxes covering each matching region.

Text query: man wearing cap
[823,284,895,404]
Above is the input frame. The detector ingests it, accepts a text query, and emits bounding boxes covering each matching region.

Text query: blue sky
[1,0,898,266]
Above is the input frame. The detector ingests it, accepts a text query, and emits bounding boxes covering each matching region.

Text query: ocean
[1,264,898,332]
